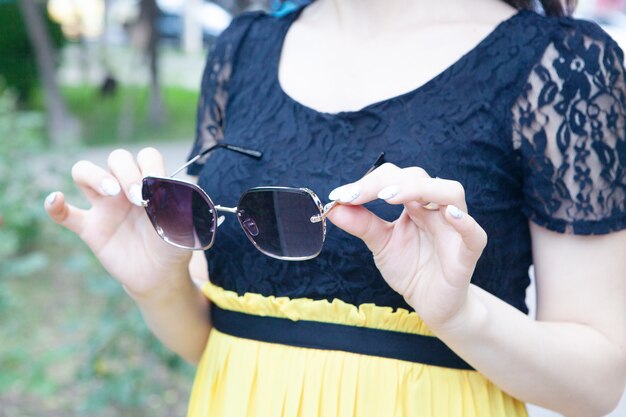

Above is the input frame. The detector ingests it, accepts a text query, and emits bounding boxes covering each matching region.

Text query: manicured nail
[45,192,58,207]
[128,184,143,206]
[328,186,344,201]
[101,178,121,196]
[377,185,399,200]
[339,185,360,203]
[446,204,463,219]
[421,202,440,211]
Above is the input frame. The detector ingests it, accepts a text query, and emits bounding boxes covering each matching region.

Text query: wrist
[123,266,196,306]
[425,286,488,337]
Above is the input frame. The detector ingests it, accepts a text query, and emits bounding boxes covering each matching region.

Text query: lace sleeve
[512,20,626,234]
[186,13,260,175]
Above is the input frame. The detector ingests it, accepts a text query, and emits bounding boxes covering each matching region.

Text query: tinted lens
[142,177,216,250]
[237,188,324,259]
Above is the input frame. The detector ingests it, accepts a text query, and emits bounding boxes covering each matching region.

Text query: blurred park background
[0,1,270,416]
[0,0,624,416]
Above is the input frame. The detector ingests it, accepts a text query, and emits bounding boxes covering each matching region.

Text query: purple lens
[237,188,324,259]
[142,177,216,250]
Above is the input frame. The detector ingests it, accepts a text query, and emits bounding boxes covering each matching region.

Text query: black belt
[211,304,473,370]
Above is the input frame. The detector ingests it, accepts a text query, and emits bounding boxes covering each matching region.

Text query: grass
[37,84,199,146]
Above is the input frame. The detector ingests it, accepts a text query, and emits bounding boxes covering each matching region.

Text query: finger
[108,149,144,207]
[44,191,87,235]
[378,177,468,212]
[72,160,122,203]
[442,205,488,263]
[326,204,392,255]
[329,164,446,209]
[136,147,166,177]
[328,164,428,206]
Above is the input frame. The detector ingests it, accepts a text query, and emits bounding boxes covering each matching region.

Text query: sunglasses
[141,144,385,261]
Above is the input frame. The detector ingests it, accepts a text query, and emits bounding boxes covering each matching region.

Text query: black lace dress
[185,7,626,417]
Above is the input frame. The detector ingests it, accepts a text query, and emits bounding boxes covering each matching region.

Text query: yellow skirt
[187,282,527,417]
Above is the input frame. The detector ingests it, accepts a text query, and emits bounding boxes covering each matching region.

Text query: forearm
[426,285,626,417]
[127,268,211,364]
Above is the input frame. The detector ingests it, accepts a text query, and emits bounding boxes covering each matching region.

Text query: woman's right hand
[45,147,192,298]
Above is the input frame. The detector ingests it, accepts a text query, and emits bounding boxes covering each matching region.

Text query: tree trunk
[140,0,165,126]
[17,0,78,146]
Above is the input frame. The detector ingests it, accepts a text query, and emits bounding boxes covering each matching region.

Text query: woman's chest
[277,20,514,114]
[199,90,521,219]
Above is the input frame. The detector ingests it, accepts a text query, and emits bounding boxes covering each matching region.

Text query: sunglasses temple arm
[169,154,202,178]
[219,144,263,160]
[311,152,386,223]
[169,144,263,178]
[310,201,338,223]
[365,152,386,175]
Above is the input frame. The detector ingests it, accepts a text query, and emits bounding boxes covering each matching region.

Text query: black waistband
[210,304,473,370]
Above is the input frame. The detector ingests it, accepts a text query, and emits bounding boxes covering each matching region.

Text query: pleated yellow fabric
[187,282,528,417]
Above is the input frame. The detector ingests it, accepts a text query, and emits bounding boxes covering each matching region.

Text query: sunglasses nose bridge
[214,205,238,214]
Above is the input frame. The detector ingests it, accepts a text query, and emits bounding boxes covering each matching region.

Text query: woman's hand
[326,163,487,330]
[45,147,192,299]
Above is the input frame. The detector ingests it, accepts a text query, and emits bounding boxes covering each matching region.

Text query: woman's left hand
[326,163,487,330]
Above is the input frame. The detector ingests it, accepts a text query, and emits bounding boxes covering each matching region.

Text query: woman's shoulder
[205,9,295,74]
[518,10,624,58]
[500,9,625,99]
[218,9,294,43]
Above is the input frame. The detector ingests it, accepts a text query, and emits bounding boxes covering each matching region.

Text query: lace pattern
[187,14,259,175]
[513,20,626,233]
[185,9,626,314]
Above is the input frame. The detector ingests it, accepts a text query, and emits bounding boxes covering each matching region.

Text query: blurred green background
[0,0,269,415]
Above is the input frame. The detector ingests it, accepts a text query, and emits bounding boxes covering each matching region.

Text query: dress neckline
[271,7,531,118]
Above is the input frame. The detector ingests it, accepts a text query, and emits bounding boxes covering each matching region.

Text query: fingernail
[328,186,344,201]
[446,204,463,219]
[339,185,360,203]
[45,192,58,207]
[421,202,440,210]
[128,184,143,206]
[101,178,121,196]
[377,185,399,200]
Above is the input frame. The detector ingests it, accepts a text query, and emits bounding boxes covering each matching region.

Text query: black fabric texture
[189,8,626,313]
[211,304,474,370]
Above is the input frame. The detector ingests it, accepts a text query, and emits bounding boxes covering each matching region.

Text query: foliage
[0,83,63,399]
[33,84,199,146]
[0,85,194,415]
[0,84,48,274]
[76,269,194,415]
[0,247,194,416]
[0,2,65,102]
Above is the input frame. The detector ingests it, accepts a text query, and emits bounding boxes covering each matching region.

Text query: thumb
[44,191,86,235]
[442,204,487,265]
[326,204,392,255]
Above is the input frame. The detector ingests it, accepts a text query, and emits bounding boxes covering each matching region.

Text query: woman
[46,0,626,415]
